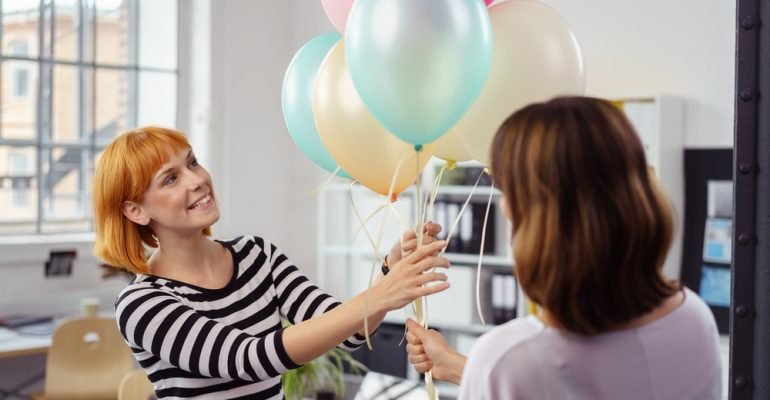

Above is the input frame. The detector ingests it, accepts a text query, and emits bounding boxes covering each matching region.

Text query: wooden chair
[118,369,155,400]
[35,316,136,400]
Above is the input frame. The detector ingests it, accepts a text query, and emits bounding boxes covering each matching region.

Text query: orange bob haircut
[92,126,211,275]
[490,96,678,335]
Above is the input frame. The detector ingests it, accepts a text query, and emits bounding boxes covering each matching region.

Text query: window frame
[0,0,180,238]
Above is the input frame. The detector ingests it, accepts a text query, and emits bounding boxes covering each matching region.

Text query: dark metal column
[750,0,770,396]
[732,0,767,398]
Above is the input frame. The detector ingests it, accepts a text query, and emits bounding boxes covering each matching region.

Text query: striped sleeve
[267,241,367,350]
[115,285,300,381]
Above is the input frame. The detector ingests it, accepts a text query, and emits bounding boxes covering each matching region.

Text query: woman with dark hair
[93,126,450,399]
[406,96,721,399]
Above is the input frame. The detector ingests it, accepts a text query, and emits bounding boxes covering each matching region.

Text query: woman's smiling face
[139,148,220,236]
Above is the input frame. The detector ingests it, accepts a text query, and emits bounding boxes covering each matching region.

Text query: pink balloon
[321,0,355,33]
[323,0,491,33]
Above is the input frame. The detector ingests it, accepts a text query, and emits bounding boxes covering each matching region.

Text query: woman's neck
[148,232,225,283]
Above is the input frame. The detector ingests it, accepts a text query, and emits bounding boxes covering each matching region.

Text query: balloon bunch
[284,0,495,197]
[282,0,584,190]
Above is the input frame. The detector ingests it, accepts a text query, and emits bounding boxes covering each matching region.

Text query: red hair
[93,126,211,274]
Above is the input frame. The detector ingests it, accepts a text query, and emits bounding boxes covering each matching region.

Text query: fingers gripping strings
[343,151,494,400]
[361,149,411,350]
[418,164,493,400]
[412,146,439,400]
[414,146,427,328]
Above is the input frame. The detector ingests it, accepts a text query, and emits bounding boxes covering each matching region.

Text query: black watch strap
[381,255,390,275]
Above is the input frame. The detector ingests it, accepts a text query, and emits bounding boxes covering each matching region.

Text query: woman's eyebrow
[155,150,193,181]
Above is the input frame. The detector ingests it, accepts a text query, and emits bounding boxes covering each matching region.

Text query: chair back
[118,369,155,400]
[43,316,136,400]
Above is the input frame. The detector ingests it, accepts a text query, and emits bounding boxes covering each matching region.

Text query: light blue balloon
[346,0,493,146]
[282,32,351,178]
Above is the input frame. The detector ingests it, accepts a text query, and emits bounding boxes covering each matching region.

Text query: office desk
[0,328,51,399]
[0,328,51,359]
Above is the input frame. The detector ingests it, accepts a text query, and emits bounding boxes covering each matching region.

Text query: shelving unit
[619,96,685,279]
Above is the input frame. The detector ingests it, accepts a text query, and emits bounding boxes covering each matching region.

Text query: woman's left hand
[387,221,442,265]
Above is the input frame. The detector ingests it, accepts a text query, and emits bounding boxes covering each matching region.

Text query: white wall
[208,0,735,285]
[0,238,127,316]
[543,0,735,148]
[208,1,329,281]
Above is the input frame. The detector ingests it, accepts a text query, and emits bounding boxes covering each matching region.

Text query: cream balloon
[433,128,475,163]
[456,0,585,166]
[313,41,436,196]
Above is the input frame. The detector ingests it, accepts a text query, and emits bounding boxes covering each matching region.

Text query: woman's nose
[185,169,206,190]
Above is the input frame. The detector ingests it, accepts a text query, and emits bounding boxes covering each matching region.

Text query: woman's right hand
[371,240,450,312]
[405,318,467,385]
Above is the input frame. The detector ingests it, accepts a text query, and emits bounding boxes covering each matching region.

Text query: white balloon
[433,128,475,163]
[455,0,585,166]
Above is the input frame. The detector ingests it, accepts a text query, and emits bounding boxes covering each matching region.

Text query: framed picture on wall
[699,264,731,308]
[681,149,733,334]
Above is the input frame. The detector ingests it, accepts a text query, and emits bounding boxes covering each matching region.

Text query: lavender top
[459,288,722,400]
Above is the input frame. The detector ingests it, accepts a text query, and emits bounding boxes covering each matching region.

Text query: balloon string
[426,371,439,400]
[363,150,410,349]
[419,160,455,330]
[348,182,387,256]
[438,169,484,259]
[387,202,409,263]
[414,149,425,327]
[350,182,415,347]
[423,162,448,225]
[474,177,495,325]
[421,163,445,330]
[386,201,415,348]
[412,148,438,400]
[311,166,345,195]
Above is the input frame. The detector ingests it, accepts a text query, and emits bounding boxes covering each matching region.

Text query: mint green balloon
[282,32,350,178]
[345,0,493,146]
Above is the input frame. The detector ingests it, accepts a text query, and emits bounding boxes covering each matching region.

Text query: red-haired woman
[93,127,449,399]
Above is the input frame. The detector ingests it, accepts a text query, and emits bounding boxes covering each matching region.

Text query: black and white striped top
[115,236,366,399]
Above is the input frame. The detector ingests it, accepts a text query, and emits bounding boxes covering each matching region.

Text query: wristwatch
[381,255,390,276]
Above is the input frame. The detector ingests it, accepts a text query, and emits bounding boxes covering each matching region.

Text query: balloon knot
[483,167,490,175]
[390,193,398,203]
[446,160,458,171]
[414,144,423,152]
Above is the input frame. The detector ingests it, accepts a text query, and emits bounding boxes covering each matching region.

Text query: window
[0,0,179,235]
[9,40,30,99]
[12,67,29,97]
[9,151,31,207]
[8,40,28,56]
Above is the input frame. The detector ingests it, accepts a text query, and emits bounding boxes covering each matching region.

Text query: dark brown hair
[491,96,678,334]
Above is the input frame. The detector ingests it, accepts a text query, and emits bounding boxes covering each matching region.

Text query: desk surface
[0,327,51,359]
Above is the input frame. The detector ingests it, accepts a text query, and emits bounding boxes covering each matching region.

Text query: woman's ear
[122,201,150,226]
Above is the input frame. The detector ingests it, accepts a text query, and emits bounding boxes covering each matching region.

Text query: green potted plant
[282,346,368,400]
